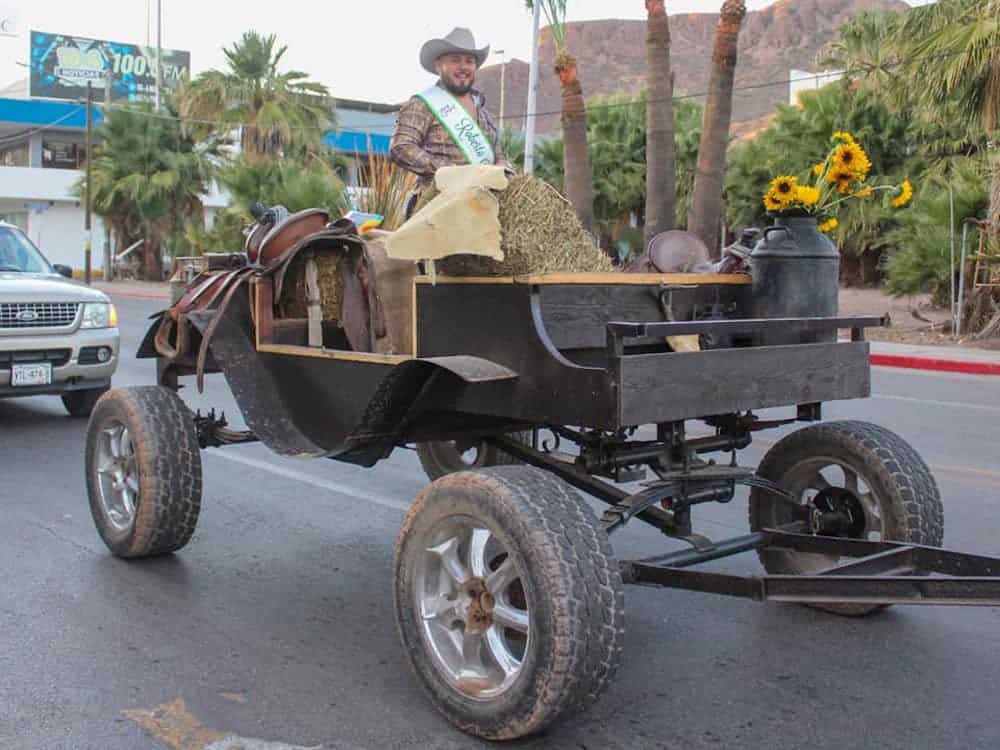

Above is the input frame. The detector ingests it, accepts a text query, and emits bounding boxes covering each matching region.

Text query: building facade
[0,87,397,274]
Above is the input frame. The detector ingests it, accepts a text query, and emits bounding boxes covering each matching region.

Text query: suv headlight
[80,302,118,329]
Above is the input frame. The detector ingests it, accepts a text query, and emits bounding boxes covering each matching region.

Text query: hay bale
[421,175,614,277]
[278,252,344,320]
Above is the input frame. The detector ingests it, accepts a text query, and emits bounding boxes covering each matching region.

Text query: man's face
[435,53,478,96]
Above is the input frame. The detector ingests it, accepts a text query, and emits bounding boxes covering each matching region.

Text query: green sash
[417,85,495,166]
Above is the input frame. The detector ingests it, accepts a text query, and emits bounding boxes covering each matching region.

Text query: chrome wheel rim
[95,419,140,533]
[414,515,530,701]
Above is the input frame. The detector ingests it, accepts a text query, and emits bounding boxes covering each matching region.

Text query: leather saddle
[154,205,386,391]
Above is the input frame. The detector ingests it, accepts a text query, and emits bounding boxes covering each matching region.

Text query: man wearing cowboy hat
[390,28,510,200]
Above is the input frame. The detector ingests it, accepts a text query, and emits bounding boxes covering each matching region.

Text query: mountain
[475,0,907,136]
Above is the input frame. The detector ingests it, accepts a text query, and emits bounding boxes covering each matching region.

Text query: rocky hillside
[476,0,907,135]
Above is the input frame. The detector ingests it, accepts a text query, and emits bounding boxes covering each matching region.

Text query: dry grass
[356,151,417,231]
[279,253,344,320]
[435,175,614,276]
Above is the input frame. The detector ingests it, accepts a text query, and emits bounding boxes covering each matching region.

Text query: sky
[0,0,935,105]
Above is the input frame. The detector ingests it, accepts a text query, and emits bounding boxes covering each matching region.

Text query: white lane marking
[205,739,324,750]
[872,393,1000,415]
[206,449,410,513]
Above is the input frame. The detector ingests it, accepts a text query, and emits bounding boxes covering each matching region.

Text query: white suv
[0,222,119,416]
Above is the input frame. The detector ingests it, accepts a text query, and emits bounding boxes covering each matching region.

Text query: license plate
[11,362,52,386]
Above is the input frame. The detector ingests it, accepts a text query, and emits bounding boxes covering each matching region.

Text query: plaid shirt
[390,83,506,191]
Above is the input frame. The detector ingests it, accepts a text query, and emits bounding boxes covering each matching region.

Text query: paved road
[3,294,1000,750]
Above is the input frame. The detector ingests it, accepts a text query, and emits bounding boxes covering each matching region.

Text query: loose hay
[278,252,344,320]
[421,175,614,277]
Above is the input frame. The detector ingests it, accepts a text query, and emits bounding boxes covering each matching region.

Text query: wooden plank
[252,277,274,347]
[257,343,411,365]
[520,272,751,285]
[618,342,871,425]
[415,276,516,285]
[414,273,751,286]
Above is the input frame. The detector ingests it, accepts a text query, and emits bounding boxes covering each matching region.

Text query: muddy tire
[394,466,624,740]
[62,386,109,418]
[416,431,530,481]
[749,420,943,617]
[85,386,202,558]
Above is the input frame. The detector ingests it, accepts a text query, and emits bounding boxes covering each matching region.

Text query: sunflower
[891,179,914,208]
[766,175,798,209]
[832,142,871,180]
[795,185,820,207]
[827,169,856,194]
[763,189,785,212]
[832,131,856,144]
[853,185,874,198]
[818,217,839,233]
[812,162,826,177]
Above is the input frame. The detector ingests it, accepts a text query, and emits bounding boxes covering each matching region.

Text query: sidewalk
[94,280,1000,376]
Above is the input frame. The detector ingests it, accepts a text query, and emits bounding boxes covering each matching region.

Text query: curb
[870,353,1000,377]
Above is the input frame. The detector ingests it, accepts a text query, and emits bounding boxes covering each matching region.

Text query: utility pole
[84,81,93,285]
[154,0,162,110]
[103,69,112,281]
[524,2,541,174]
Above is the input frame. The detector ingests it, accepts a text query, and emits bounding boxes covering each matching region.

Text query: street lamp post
[524,2,541,174]
[154,0,162,110]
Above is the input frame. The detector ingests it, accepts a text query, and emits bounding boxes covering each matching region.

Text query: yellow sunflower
[827,169,856,194]
[795,185,820,207]
[769,175,798,206]
[833,142,871,180]
[853,185,874,198]
[818,217,839,233]
[763,189,785,212]
[891,179,914,208]
[832,131,856,144]
[812,162,826,177]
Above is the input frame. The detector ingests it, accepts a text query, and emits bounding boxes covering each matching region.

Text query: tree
[817,10,901,89]
[892,0,1000,231]
[644,0,676,247]
[83,103,218,279]
[532,94,703,257]
[178,31,334,161]
[526,1,595,232]
[687,0,747,253]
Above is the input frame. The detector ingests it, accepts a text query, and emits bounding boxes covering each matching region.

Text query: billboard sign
[29,30,190,103]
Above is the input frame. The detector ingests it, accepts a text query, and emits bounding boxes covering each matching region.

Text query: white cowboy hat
[419,28,490,75]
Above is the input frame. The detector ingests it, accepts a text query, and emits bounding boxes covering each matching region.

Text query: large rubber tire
[85,386,202,558]
[749,420,943,617]
[62,386,109,418]
[416,431,530,481]
[394,466,624,740]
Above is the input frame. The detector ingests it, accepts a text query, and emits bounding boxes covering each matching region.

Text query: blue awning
[0,97,101,129]
[323,130,391,155]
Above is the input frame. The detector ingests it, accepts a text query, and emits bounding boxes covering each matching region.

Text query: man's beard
[441,75,474,96]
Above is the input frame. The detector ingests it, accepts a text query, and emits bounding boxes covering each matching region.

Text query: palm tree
[892,0,1000,230]
[526,1,595,232]
[178,31,334,161]
[687,0,747,253]
[83,103,218,279]
[817,10,901,90]
[644,0,676,247]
